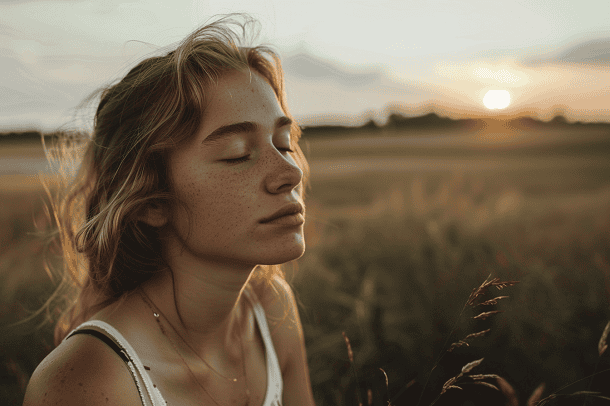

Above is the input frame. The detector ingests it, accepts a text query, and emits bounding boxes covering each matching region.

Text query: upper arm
[260,275,316,406]
[22,334,143,406]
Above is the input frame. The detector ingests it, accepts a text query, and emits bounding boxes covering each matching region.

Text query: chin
[259,241,306,265]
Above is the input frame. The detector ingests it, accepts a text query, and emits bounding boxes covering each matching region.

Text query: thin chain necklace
[137,286,250,406]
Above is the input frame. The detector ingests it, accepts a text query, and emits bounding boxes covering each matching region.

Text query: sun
[483,90,511,110]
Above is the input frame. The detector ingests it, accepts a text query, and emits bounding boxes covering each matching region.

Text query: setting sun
[483,90,511,110]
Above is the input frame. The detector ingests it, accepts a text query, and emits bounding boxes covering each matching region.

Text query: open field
[2,124,610,405]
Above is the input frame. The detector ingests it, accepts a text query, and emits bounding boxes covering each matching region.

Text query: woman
[23,14,315,406]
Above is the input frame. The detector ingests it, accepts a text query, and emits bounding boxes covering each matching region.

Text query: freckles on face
[165,70,304,266]
[172,157,257,256]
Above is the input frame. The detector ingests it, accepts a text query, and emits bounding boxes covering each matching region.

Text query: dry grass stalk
[464,329,491,340]
[448,330,492,352]
[473,310,503,320]
[442,376,457,391]
[478,296,509,306]
[598,321,610,357]
[342,331,354,363]
[536,391,610,406]
[379,368,389,388]
[469,374,501,380]
[441,359,484,391]
[466,275,520,306]
[526,383,545,406]
[531,323,610,406]
[461,358,484,374]
[441,376,464,394]
[466,274,497,306]
[378,368,396,406]
[438,358,501,400]
[447,340,469,352]
[491,280,520,290]
[421,275,519,406]
[495,376,519,406]
[471,381,499,391]
[341,331,362,406]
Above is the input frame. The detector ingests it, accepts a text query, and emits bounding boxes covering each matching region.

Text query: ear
[139,203,168,228]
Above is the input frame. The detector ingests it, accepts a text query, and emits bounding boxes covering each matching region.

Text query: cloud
[281,51,433,126]
[281,51,429,97]
[282,52,382,87]
[524,37,610,66]
[0,52,106,131]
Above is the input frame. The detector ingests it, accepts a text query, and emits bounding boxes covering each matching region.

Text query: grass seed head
[473,310,503,320]
[464,329,491,340]
[466,274,497,306]
[461,358,484,374]
[468,374,500,380]
[478,296,510,306]
[492,280,520,290]
[467,276,519,305]
[447,340,469,352]
[442,376,457,390]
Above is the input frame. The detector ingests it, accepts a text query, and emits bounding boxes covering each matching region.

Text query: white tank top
[63,285,283,405]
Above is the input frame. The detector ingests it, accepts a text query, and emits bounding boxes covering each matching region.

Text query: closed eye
[224,155,250,164]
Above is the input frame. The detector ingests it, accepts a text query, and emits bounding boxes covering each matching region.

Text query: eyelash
[224,155,251,164]
[223,147,294,164]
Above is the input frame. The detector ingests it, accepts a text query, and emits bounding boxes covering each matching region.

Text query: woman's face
[163,70,305,268]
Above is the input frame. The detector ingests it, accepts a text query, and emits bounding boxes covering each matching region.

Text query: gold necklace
[137,287,250,406]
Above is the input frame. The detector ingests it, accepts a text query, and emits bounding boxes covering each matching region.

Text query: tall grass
[2,163,610,404]
[0,188,56,405]
[292,172,610,405]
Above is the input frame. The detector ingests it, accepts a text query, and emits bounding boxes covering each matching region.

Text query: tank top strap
[64,320,167,406]
[242,283,284,405]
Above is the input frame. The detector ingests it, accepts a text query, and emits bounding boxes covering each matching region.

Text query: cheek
[174,168,256,237]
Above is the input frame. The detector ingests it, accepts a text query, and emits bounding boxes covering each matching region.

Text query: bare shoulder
[23,333,143,406]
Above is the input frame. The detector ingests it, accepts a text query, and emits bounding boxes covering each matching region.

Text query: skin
[140,68,305,358]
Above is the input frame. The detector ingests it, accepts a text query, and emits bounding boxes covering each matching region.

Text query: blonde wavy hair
[35,14,309,346]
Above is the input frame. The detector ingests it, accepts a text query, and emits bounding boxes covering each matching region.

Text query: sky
[1,0,610,132]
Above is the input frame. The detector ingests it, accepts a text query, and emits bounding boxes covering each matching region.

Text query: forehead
[200,70,283,130]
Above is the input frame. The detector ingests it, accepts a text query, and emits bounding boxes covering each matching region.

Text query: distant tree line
[0,131,44,143]
[300,113,610,138]
[2,113,609,143]
[300,113,480,137]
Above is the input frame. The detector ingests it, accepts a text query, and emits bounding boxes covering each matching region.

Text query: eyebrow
[202,116,293,145]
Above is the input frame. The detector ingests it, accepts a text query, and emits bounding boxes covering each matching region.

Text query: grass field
[2,123,610,405]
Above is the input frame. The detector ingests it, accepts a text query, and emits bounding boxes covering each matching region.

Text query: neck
[139,257,254,361]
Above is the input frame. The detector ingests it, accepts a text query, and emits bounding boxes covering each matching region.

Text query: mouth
[260,202,305,224]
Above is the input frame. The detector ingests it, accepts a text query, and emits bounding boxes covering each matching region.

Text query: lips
[260,202,305,223]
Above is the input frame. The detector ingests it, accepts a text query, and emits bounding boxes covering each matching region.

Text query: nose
[264,148,303,194]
